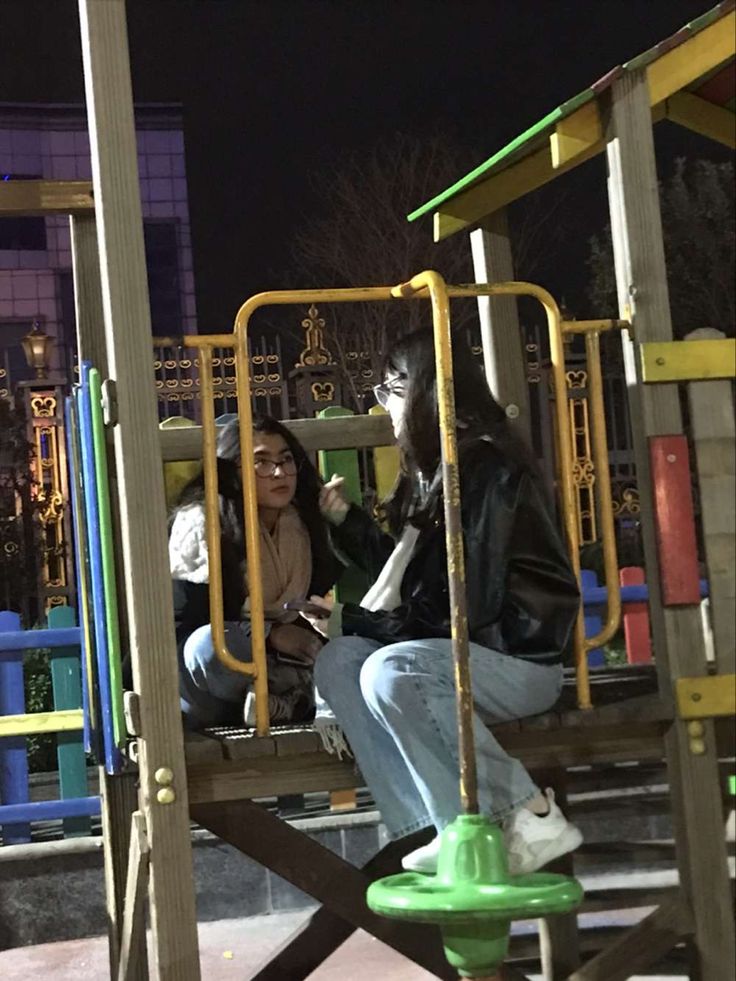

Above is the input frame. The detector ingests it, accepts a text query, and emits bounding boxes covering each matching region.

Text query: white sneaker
[243,690,307,727]
[401,835,441,874]
[504,788,582,876]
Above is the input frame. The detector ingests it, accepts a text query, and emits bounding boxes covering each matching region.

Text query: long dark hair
[381,327,538,534]
[174,415,338,614]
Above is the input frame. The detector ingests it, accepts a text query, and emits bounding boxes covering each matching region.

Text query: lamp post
[21,321,51,379]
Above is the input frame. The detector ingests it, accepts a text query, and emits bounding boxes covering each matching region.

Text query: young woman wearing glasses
[169,415,338,728]
[312,328,583,877]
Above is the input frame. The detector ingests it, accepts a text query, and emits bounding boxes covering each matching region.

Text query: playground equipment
[0,2,733,979]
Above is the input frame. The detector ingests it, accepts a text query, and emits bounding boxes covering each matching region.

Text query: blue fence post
[0,610,31,844]
[48,606,90,837]
[580,570,605,668]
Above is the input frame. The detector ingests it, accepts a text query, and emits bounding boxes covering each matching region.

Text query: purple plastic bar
[0,610,31,844]
[0,796,100,825]
[0,628,81,652]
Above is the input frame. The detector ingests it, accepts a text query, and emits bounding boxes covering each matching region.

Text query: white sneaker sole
[509,823,583,876]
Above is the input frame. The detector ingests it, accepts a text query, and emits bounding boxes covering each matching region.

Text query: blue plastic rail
[0,796,101,825]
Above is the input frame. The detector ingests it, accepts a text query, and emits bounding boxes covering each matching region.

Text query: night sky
[1,0,730,330]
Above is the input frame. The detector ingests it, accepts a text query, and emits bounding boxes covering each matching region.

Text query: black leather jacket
[331,438,580,664]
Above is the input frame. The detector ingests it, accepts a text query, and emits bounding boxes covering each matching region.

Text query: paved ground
[0,913,435,981]
[0,909,687,980]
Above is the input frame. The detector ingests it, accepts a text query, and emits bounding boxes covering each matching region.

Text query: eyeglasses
[373,381,406,409]
[254,455,299,478]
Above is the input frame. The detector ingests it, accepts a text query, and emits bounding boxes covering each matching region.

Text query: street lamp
[21,321,51,379]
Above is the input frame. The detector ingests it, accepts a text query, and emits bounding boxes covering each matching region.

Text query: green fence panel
[48,606,89,837]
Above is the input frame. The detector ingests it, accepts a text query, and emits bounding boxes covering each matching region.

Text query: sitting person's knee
[359,646,412,709]
[182,624,215,673]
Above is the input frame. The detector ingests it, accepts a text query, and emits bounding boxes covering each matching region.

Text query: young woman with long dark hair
[170,415,338,729]
[311,328,582,875]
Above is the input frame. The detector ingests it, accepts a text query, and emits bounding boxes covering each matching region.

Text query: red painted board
[649,435,701,605]
[620,566,652,663]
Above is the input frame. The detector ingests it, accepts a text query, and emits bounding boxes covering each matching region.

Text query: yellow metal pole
[582,330,622,652]
[233,287,397,735]
[198,346,257,683]
[393,270,477,815]
[220,280,600,724]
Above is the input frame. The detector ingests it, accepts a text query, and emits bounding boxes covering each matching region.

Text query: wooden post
[100,770,144,977]
[70,214,107,373]
[469,209,531,441]
[71,196,148,981]
[605,69,734,979]
[116,812,150,981]
[77,3,200,978]
[685,328,735,674]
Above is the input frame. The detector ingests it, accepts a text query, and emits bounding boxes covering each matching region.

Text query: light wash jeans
[314,636,564,839]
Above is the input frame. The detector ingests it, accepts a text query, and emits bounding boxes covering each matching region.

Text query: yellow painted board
[666,91,736,149]
[0,709,85,737]
[368,405,401,502]
[647,12,736,107]
[434,139,604,240]
[551,99,603,169]
[0,180,94,216]
[676,674,736,720]
[433,106,668,240]
[640,340,736,383]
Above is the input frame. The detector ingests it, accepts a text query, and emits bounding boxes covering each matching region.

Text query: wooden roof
[408,2,735,240]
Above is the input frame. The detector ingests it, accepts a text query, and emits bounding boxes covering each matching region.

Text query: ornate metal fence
[2,304,639,622]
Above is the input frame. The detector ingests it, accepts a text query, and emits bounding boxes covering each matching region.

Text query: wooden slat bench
[183,667,671,804]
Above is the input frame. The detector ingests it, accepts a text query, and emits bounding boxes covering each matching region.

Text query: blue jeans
[180,622,255,726]
[180,621,315,727]
[314,636,564,839]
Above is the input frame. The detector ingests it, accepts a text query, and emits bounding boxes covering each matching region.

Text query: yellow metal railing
[175,278,627,732]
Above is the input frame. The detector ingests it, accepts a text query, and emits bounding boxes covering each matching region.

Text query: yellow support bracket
[0,180,94,216]
[551,99,603,169]
[646,11,736,107]
[666,91,736,149]
[0,709,84,737]
[640,339,736,383]
[676,674,736,720]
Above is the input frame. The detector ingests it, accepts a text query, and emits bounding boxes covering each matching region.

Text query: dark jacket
[330,438,580,663]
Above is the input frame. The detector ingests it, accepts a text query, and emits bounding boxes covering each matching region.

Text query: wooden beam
[469,210,532,439]
[434,104,667,240]
[191,800,456,980]
[71,214,107,372]
[676,674,736,719]
[77,2,200,978]
[566,897,692,981]
[100,772,147,979]
[640,339,736,382]
[116,812,150,981]
[0,179,94,216]
[248,830,435,981]
[686,328,736,674]
[434,139,603,240]
[605,67,735,980]
[159,411,396,462]
[666,90,736,148]
[646,10,736,107]
[550,99,603,169]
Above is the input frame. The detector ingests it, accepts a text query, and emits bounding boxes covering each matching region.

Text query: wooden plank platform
[184,667,680,804]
